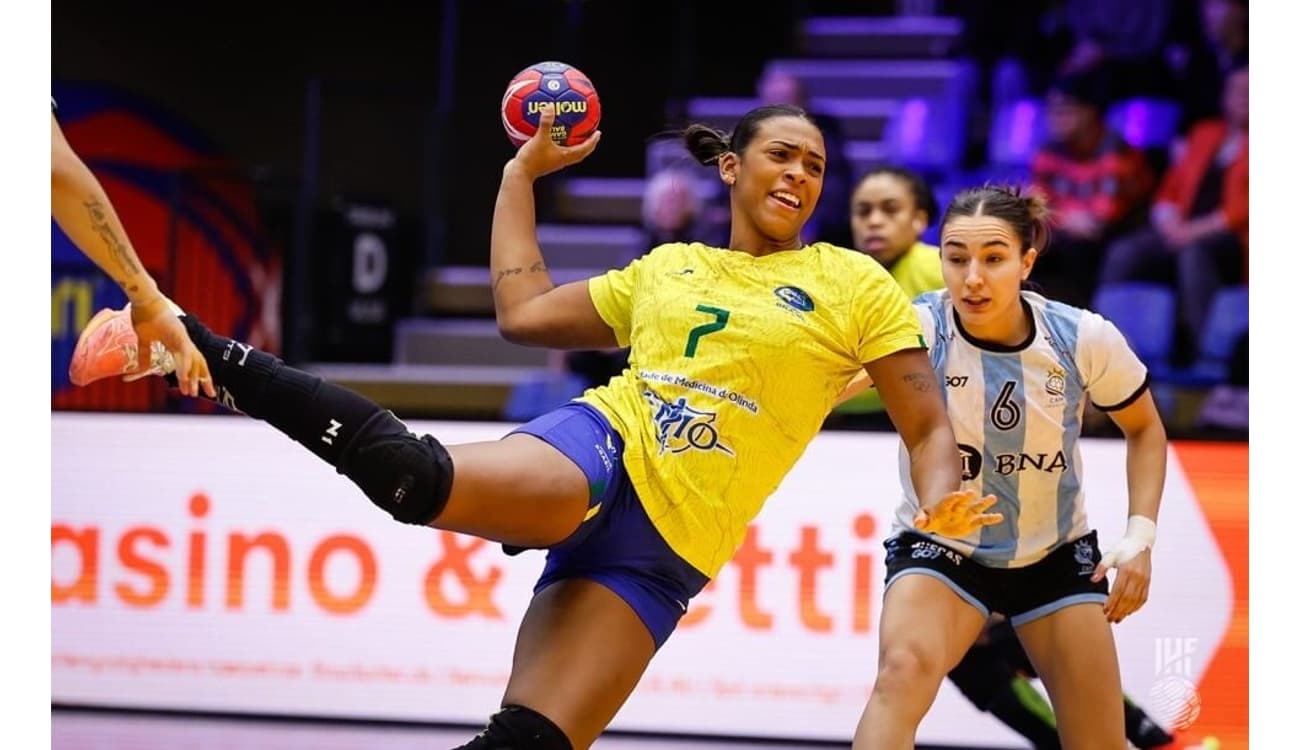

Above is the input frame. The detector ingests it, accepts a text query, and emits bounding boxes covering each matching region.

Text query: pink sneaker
[68,305,175,386]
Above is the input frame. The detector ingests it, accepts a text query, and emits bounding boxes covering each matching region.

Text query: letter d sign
[352,233,388,294]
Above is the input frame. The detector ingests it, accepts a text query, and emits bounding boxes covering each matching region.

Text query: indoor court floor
[50,708,1013,749]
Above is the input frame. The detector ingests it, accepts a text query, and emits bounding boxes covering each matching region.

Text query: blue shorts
[510,401,710,648]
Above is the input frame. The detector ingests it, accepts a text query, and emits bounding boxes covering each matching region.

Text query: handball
[500,61,601,147]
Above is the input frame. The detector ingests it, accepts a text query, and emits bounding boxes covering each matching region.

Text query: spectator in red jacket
[1030,70,1153,307]
[1100,62,1247,346]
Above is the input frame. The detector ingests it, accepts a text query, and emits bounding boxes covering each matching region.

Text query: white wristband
[1099,515,1157,569]
[1125,515,1157,549]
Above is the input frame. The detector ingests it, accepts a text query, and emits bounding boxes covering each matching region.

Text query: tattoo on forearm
[903,372,936,393]
[83,198,142,279]
[493,267,523,288]
[493,261,548,289]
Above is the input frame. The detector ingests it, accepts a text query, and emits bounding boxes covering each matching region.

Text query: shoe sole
[68,307,137,386]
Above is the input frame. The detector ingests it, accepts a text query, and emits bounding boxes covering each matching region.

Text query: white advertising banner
[51,414,1238,745]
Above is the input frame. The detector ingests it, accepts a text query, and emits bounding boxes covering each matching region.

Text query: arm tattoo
[493,267,524,288]
[903,372,937,393]
[493,262,548,289]
[83,198,142,279]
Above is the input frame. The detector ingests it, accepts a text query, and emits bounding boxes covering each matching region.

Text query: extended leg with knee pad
[336,411,454,526]
[454,705,573,750]
[174,313,453,525]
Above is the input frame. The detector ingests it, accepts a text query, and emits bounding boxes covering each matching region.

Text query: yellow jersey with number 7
[579,241,923,577]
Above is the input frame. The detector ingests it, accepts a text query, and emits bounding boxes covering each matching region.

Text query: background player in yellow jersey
[832,166,944,422]
[71,103,1002,750]
[849,166,943,295]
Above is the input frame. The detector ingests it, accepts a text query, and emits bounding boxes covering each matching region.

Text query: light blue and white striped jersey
[893,290,1149,567]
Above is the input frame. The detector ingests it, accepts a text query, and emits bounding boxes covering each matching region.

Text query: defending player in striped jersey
[848,185,1168,749]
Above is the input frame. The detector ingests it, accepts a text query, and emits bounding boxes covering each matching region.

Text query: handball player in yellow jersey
[70,103,1001,749]
[832,165,944,421]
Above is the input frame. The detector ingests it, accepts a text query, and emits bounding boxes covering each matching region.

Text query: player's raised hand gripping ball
[501,61,601,147]
[512,101,602,179]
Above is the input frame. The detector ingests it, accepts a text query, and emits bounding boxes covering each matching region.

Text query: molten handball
[500,61,601,147]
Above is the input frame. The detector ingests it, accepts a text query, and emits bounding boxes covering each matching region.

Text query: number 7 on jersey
[684,304,730,357]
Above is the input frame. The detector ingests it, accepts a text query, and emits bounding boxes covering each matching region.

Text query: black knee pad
[455,705,573,750]
[338,412,453,526]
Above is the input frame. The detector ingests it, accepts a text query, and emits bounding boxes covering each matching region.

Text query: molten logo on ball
[527,100,588,116]
[501,60,601,147]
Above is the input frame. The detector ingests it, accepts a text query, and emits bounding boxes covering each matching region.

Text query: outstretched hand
[125,297,215,398]
[512,103,602,180]
[914,489,1004,538]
